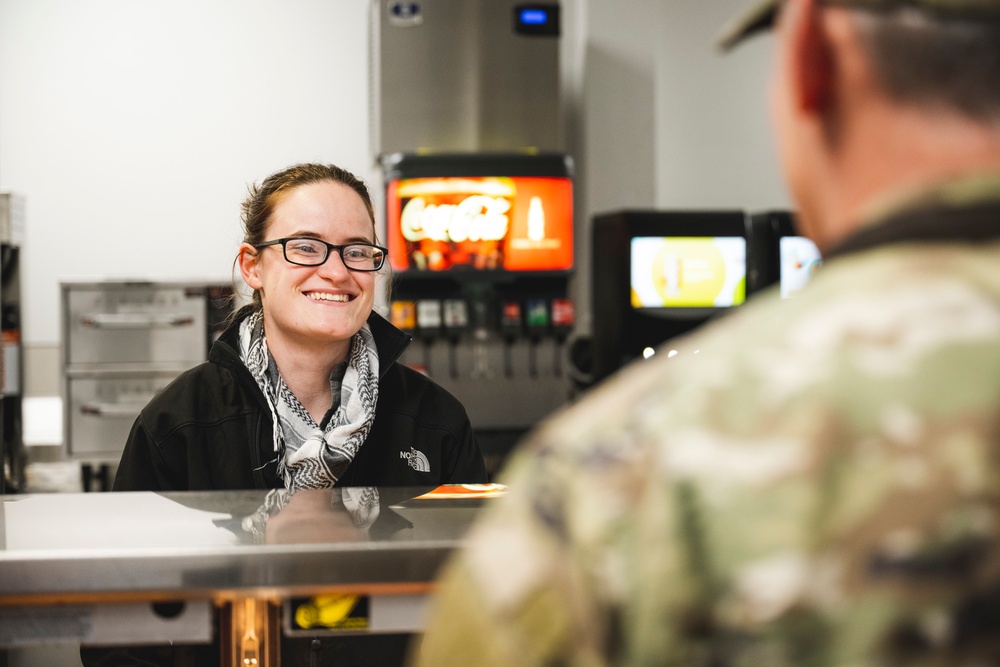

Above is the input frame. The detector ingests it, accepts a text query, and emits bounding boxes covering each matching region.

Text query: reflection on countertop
[0,484,506,603]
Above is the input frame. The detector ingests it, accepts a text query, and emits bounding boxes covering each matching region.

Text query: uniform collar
[824,170,1000,260]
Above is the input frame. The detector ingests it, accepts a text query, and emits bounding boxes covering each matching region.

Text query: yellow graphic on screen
[630,237,746,308]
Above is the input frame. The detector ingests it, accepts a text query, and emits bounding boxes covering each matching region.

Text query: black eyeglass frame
[254,237,388,271]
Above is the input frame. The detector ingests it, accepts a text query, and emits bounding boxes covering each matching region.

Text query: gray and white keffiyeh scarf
[238,310,381,539]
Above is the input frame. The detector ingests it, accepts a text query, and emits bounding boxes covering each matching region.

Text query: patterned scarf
[238,310,381,539]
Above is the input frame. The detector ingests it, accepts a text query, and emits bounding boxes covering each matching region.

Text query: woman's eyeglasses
[255,238,387,272]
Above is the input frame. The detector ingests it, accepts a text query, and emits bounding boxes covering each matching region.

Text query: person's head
[237,163,383,358]
[720,0,1000,247]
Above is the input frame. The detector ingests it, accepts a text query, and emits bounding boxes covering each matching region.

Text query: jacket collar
[366,310,412,378]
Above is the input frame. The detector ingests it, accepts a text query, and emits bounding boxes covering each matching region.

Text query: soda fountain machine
[589,209,821,384]
[371,0,572,471]
[382,152,575,472]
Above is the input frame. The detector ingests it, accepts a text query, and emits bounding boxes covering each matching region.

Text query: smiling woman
[82,163,487,665]
[111,163,487,494]
[239,175,382,421]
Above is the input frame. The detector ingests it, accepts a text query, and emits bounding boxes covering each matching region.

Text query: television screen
[630,236,746,308]
[385,175,573,274]
[779,236,821,299]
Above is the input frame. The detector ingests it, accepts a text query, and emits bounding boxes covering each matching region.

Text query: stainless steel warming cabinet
[61,280,233,490]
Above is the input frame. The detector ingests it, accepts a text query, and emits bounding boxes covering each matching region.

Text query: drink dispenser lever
[469,298,494,380]
[416,300,442,376]
[524,299,550,379]
[391,300,419,369]
[443,299,468,380]
[500,301,523,379]
[551,298,575,377]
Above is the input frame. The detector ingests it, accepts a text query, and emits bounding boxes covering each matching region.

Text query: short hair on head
[240,163,376,248]
[851,8,1000,123]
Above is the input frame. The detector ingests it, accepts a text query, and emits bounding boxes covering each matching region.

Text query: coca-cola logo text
[400,195,510,243]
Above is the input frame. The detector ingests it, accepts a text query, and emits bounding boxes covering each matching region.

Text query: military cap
[719,0,1000,50]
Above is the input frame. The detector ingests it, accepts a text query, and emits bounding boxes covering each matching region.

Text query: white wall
[565,0,788,333]
[655,0,789,210]
[0,0,376,342]
[0,0,787,394]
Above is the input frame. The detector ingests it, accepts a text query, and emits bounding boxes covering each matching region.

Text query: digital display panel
[630,236,746,308]
[519,8,548,24]
[514,3,560,36]
[779,236,821,299]
[386,176,573,274]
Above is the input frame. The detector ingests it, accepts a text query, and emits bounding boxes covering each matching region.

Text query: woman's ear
[238,243,263,290]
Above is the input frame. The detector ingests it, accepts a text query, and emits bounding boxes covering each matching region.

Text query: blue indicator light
[519,8,548,25]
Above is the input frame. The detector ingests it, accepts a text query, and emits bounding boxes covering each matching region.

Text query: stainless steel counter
[0,486,499,663]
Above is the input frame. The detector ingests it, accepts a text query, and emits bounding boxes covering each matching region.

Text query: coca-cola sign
[400,195,511,243]
[387,176,574,273]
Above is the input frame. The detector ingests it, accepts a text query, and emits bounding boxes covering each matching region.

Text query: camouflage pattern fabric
[411,172,1000,667]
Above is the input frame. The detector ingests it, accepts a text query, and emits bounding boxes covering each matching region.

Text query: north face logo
[401,447,430,473]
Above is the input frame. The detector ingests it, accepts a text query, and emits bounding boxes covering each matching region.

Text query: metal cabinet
[61,281,233,488]
[0,193,24,494]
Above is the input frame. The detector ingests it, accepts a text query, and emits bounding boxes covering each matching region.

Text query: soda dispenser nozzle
[390,300,421,372]
[416,300,443,376]
[550,298,575,377]
[469,298,494,380]
[442,299,469,380]
[500,301,523,378]
[524,299,549,379]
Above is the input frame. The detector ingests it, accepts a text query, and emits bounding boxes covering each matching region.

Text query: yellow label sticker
[292,595,370,631]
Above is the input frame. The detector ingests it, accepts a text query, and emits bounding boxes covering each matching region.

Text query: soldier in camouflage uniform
[412,0,1000,665]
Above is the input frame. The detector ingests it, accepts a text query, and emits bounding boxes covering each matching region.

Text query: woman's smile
[305,290,354,303]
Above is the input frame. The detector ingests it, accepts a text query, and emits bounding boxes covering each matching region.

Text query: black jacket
[114,311,487,491]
